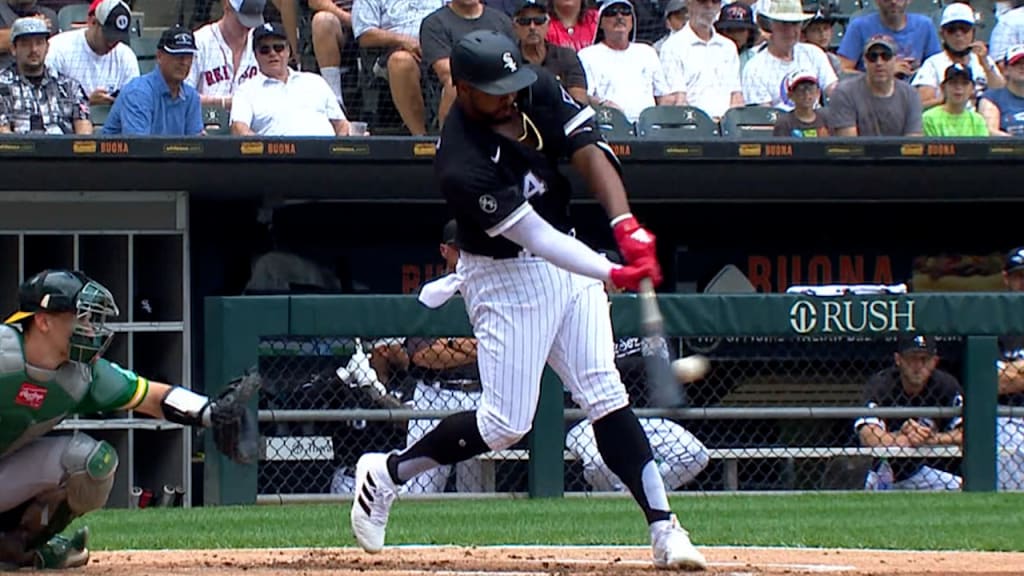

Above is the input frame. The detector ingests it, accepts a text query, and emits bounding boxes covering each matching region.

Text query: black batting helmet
[451,30,537,95]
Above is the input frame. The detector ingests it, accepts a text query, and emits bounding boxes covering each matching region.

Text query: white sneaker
[350,452,398,553]
[651,514,707,571]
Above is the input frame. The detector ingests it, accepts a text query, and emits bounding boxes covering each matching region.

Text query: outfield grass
[71,493,1024,552]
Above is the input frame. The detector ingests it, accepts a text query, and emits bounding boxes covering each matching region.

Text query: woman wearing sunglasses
[912,2,1004,111]
[230,22,354,136]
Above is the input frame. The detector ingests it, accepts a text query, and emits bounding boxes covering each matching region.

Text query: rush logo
[15,382,48,409]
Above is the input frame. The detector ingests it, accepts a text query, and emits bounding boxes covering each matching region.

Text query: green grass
[70,493,1024,552]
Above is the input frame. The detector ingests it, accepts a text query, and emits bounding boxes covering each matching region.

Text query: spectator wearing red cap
[44,0,138,106]
[772,69,829,137]
[978,44,1024,136]
[922,63,988,136]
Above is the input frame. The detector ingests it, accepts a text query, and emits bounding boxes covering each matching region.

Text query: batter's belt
[432,379,482,393]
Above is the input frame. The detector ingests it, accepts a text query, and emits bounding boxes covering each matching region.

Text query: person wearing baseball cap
[714,2,759,71]
[511,0,588,105]
[186,0,267,110]
[651,0,687,55]
[772,69,831,137]
[229,22,352,136]
[922,63,989,136]
[978,44,1024,136]
[101,25,202,136]
[855,333,964,491]
[996,245,1024,491]
[0,17,91,134]
[913,2,1004,111]
[801,8,841,76]
[741,0,837,111]
[835,0,941,75]
[0,0,57,70]
[43,0,139,106]
[828,34,924,136]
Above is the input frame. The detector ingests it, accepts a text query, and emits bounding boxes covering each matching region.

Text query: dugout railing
[203,293,1024,505]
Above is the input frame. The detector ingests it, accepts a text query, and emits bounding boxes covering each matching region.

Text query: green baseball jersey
[0,325,149,457]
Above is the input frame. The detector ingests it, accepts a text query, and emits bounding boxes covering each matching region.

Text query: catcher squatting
[0,269,259,569]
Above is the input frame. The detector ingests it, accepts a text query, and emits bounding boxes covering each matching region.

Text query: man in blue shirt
[102,25,202,135]
[980,44,1024,135]
[836,0,941,78]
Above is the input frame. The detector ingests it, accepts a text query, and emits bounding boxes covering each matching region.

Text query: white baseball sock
[321,66,346,109]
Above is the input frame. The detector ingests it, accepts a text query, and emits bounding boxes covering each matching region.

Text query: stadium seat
[720,106,782,139]
[203,106,230,135]
[131,36,159,76]
[593,105,634,139]
[635,105,718,139]
[908,0,940,15]
[90,103,111,128]
[57,3,90,32]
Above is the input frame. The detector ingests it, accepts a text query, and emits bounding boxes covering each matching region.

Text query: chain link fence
[255,333,1024,497]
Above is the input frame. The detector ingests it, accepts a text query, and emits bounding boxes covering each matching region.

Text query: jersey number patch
[522,171,548,199]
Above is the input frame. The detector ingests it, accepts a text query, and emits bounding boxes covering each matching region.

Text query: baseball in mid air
[672,355,710,383]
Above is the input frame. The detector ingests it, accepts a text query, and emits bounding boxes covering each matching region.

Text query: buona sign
[789,299,916,334]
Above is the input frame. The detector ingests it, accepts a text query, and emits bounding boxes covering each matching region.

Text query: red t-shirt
[545,8,598,52]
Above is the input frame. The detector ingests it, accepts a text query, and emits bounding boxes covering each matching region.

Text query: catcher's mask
[5,269,120,363]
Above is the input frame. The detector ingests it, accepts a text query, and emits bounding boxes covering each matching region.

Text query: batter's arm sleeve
[502,209,615,281]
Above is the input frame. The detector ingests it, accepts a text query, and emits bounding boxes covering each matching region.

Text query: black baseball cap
[91,0,132,45]
[943,63,973,83]
[514,0,549,14]
[1005,246,1024,273]
[158,25,197,55]
[716,2,756,30]
[442,219,458,244]
[253,21,288,47]
[897,333,937,356]
[451,30,537,95]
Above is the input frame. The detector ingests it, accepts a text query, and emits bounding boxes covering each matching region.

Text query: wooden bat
[638,278,683,407]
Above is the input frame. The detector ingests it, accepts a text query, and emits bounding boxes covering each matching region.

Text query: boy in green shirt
[923,64,989,137]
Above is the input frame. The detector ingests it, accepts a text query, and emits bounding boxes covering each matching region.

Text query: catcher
[0,269,259,570]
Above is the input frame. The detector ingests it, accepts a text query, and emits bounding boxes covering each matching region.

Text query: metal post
[529,368,565,498]
[963,336,998,492]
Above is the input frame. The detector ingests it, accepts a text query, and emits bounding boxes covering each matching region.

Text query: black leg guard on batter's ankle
[593,407,672,524]
[388,410,490,484]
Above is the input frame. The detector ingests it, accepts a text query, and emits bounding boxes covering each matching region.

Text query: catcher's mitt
[209,369,261,465]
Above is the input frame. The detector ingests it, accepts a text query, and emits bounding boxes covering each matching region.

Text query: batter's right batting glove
[609,259,662,292]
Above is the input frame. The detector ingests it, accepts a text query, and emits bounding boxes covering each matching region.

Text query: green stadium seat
[90,103,111,128]
[131,36,159,76]
[636,105,718,139]
[203,106,231,135]
[57,3,89,33]
[593,105,634,139]
[720,106,782,139]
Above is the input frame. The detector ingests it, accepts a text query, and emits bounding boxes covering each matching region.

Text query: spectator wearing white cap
[0,17,89,134]
[828,34,923,136]
[0,0,58,70]
[772,69,829,137]
[102,25,202,136]
[913,3,1004,111]
[979,44,1024,136]
[741,0,836,111]
[991,0,1024,65]
[922,63,989,136]
[230,22,351,136]
[658,0,742,120]
[44,0,138,106]
[578,0,678,122]
[187,0,266,110]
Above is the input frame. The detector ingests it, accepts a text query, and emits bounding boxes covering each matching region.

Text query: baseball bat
[638,278,683,407]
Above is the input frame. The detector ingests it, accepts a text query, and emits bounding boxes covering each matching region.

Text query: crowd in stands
[0,0,1022,137]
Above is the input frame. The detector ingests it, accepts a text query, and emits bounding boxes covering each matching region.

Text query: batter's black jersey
[998,335,1024,407]
[854,366,964,481]
[435,65,612,258]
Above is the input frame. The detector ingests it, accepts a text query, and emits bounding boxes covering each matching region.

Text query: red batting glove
[612,214,657,265]
[608,259,663,292]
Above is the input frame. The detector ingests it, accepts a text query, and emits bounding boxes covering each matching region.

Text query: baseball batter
[351,30,705,570]
[0,269,258,569]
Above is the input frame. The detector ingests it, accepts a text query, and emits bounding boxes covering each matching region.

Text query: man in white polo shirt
[230,22,351,136]
[658,0,743,121]
[44,0,138,105]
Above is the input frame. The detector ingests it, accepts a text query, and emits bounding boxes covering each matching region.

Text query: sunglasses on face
[258,43,287,55]
[603,6,632,16]
[865,50,893,63]
[943,23,972,35]
[515,15,549,25]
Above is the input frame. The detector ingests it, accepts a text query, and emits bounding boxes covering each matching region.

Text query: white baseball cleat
[350,452,398,553]
[651,514,707,571]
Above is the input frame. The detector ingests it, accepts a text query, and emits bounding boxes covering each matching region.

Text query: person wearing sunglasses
[230,21,352,136]
[101,25,203,135]
[912,3,1004,111]
[511,0,588,104]
[828,34,923,137]
[979,44,1024,136]
[578,0,678,121]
